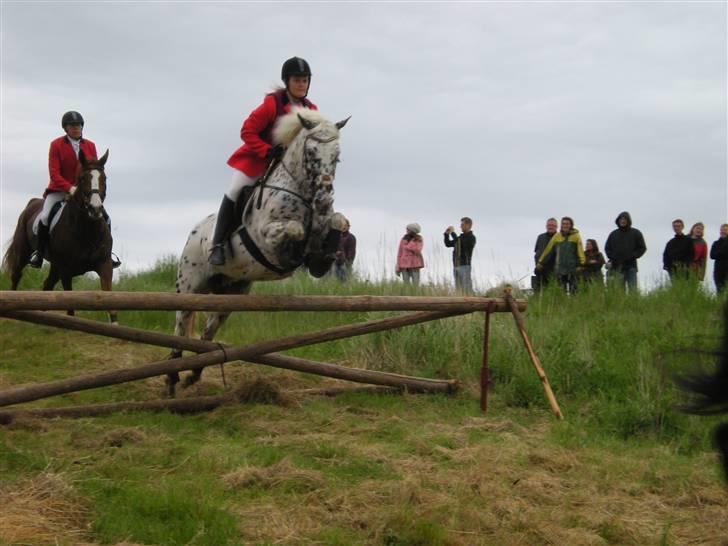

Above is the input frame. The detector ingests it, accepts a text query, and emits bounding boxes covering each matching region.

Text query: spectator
[582,238,606,285]
[689,222,708,282]
[444,217,476,294]
[662,219,694,282]
[396,223,424,286]
[605,211,647,293]
[711,224,728,292]
[536,216,585,294]
[532,218,557,290]
[334,219,356,281]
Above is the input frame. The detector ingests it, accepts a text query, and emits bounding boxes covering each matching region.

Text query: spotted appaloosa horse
[677,304,728,482]
[166,109,349,396]
[2,150,118,323]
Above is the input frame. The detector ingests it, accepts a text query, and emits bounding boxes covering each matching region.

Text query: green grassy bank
[1,260,726,545]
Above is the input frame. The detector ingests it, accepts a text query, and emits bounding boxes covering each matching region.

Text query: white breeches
[39,192,65,226]
[225,169,257,201]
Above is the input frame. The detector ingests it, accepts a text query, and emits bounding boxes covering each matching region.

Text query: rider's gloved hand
[65,186,78,201]
[265,144,284,160]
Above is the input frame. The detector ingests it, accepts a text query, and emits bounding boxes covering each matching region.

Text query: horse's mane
[273,108,333,146]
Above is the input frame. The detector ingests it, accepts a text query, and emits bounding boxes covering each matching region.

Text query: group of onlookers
[339,211,728,295]
[533,212,728,293]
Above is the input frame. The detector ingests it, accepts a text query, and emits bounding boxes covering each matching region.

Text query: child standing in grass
[396,223,424,286]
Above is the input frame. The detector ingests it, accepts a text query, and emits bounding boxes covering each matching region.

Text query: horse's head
[273,109,350,196]
[74,149,109,220]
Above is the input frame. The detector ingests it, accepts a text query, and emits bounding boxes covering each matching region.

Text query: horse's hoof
[111,321,119,326]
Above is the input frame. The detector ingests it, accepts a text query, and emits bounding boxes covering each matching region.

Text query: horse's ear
[335,116,351,130]
[98,149,109,167]
[79,149,88,167]
[298,113,319,131]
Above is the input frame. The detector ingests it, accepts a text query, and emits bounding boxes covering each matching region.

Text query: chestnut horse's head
[74,149,109,220]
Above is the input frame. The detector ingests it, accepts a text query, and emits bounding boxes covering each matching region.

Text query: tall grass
[1,258,723,451]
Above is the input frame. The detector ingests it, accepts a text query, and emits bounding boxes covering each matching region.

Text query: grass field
[1,260,727,545]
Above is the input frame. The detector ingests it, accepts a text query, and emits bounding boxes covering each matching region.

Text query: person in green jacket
[536,216,585,294]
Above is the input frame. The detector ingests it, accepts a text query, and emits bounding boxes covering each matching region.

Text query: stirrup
[111,252,122,269]
[28,250,43,269]
[208,244,226,266]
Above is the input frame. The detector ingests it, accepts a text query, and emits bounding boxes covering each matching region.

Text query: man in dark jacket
[334,219,356,281]
[711,223,728,292]
[605,211,646,293]
[663,219,694,282]
[532,218,557,290]
[444,217,476,294]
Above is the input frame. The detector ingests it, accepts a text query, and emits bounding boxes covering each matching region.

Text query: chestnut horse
[2,150,118,323]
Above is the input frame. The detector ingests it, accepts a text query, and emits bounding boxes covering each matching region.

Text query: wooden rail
[0,291,526,313]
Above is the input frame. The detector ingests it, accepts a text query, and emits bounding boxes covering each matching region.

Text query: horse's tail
[1,199,35,275]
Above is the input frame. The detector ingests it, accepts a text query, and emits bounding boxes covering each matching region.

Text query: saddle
[32,200,64,236]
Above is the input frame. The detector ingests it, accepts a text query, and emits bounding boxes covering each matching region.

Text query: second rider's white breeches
[225,169,258,201]
[38,192,66,226]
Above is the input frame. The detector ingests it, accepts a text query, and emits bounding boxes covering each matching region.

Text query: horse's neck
[279,136,307,185]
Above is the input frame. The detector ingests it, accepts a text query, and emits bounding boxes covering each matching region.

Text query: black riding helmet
[281,57,312,96]
[62,111,84,129]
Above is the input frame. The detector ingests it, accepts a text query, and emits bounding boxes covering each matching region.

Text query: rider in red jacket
[209,57,318,266]
[29,111,120,269]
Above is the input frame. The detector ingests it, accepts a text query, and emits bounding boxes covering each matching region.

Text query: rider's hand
[65,186,77,201]
[265,144,284,160]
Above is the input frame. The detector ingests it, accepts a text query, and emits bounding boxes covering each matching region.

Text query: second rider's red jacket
[227,89,317,178]
[46,135,97,195]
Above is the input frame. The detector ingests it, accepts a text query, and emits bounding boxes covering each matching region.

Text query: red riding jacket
[227,89,317,178]
[46,135,97,195]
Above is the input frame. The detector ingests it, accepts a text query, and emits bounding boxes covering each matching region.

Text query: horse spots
[191,230,197,235]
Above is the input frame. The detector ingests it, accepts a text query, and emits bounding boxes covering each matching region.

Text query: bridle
[238,129,339,275]
[255,131,338,211]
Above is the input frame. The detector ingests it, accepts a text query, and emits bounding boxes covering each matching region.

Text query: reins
[239,129,338,275]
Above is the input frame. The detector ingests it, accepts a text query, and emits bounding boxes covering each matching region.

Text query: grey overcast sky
[1,1,726,290]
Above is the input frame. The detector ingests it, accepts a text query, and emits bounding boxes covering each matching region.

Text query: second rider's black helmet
[61,111,84,129]
[281,57,312,83]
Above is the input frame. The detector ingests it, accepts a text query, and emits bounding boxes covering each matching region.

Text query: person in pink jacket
[396,223,424,285]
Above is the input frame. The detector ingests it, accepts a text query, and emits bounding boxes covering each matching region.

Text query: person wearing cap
[396,223,424,286]
[209,56,318,266]
[29,111,120,269]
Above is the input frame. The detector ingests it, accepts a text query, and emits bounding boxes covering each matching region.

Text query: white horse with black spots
[166,109,349,396]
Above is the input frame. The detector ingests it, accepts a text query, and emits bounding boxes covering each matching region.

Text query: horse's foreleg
[166,310,196,397]
[182,312,232,389]
[98,261,118,325]
[42,265,60,291]
[59,275,75,316]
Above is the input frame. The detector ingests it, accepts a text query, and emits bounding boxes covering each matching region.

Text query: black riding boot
[208,195,236,266]
[29,222,49,268]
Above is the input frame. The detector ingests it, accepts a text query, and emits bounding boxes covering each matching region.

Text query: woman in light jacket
[396,223,424,285]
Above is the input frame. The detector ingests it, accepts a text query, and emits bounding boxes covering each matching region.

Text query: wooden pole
[1,310,459,394]
[0,291,527,313]
[480,307,493,412]
[0,310,463,408]
[0,386,403,424]
[504,289,564,420]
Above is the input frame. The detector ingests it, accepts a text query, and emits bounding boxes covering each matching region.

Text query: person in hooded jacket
[396,223,424,285]
[711,224,728,292]
[209,57,318,266]
[536,216,585,294]
[604,211,646,292]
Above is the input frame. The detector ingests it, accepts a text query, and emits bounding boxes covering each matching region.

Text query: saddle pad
[32,201,65,235]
